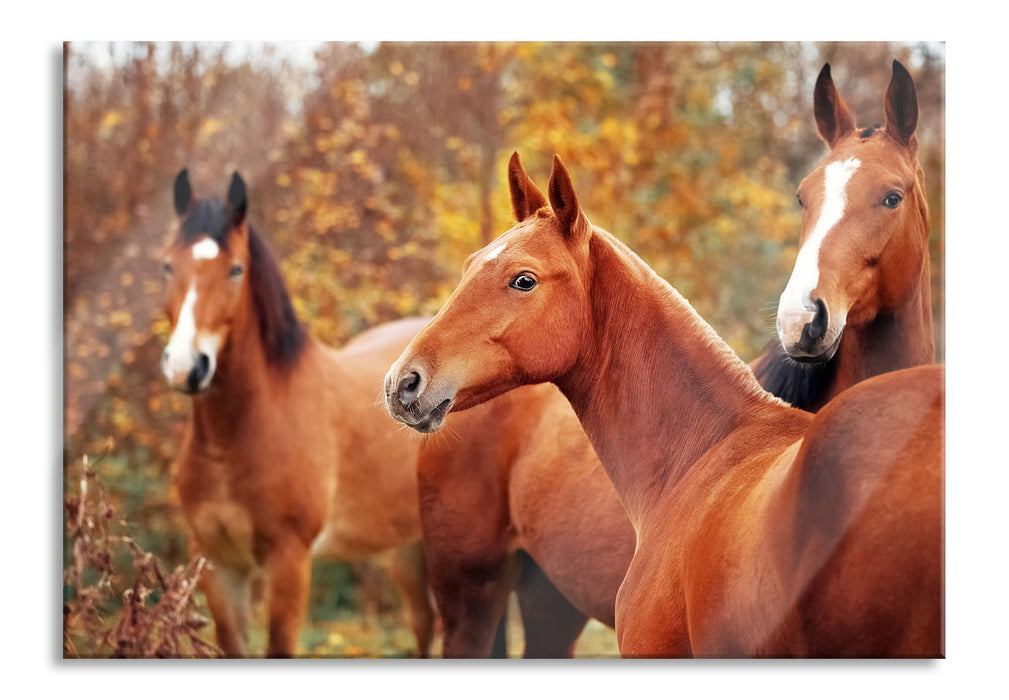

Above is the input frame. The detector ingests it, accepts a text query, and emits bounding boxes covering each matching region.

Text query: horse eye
[509,274,537,292]
[163,262,173,276]
[796,193,804,208]
[882,192,903,209]
[229,264,245,279]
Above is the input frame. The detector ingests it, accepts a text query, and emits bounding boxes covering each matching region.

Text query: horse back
[309,318,432,558]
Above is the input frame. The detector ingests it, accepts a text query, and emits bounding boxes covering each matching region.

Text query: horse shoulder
[665,417,808,656]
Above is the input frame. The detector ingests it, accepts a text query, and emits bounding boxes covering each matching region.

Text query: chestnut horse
[386,154,942,657]
[416,60,937,657]
[752,60,935,411]
[161,170,435,657]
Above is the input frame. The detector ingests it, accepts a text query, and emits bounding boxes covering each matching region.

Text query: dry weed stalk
[63,452,220,658]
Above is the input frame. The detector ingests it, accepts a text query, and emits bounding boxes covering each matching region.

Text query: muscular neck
[557,230,786,524]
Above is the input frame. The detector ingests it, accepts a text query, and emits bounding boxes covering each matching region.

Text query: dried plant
[63,451,220,658]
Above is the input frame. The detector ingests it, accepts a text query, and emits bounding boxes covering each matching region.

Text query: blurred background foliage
[63,41,944,656]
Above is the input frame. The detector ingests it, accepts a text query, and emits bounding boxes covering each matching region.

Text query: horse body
[164,172,433,657]
[385,152,943,657]
[418,382,633,656]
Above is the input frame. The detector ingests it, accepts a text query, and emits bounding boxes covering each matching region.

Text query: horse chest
[178,442,330,565]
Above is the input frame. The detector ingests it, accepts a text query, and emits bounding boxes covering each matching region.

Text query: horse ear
[884,59,918,148]
[227,172,247,227]
[813,63,856,147]
[547,155,588,239]
[508,152,548,221]
[173,169,192,216]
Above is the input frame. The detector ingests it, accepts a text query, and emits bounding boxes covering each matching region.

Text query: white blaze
[163,283,198,382]
[484,241,507,261]
[779,157,861,315]
[192,237,220,260]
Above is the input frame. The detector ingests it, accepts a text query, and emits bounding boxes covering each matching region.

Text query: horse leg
[263,538,312,658]
[427,545,516,658]
[188,534,252,658]
[516,553,589,658]
[389,541,437,658]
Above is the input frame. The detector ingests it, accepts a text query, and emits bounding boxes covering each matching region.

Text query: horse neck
[189,288,281,448]
[557,230,784,523]
[826,176,935,405]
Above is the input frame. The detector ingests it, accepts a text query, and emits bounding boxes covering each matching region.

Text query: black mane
[751,338,837,412]
[247,225,308,367]
[177,201,307,368]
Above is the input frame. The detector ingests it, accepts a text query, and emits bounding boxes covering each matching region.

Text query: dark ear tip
[892,59,911,78]
[173,168,192,215]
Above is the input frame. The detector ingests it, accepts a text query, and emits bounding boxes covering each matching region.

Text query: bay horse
[752,60,935,411]
[160,170,435,657]
[386,154,943,657]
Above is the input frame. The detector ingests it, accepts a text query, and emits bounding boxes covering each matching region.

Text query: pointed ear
[884,60,918,148]
[227,172,247,227]
[173,169,192,216]
[813,63,856,147]
[508,152,548,221]
[547,155,588,239]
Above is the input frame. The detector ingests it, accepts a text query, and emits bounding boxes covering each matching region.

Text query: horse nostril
[196,353,210,376]
[802,298,829,345]
[398,371,421,407]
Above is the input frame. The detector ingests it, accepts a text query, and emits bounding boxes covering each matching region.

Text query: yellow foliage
[198,118,223,139]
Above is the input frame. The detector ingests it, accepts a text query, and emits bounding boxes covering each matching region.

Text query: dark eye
[796,193,804,208]
[229,264,245,279]
[162,262,173,276]
[510,274,537,292]
[882,191,903,209]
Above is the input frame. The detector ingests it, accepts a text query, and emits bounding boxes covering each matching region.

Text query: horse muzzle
[384,365,455,433]
[162,347,215,394]
[776,297,844,364]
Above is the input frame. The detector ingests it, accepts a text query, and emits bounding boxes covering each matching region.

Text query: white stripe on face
[192,237,220,260]
[778,157,861,315]
[162,282,198,382]
[484,241,507,262]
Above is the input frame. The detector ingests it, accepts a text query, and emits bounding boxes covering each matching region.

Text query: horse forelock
[859,124,880,139]
[179,198,232,250]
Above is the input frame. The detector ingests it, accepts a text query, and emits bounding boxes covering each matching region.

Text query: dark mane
[247,224,308,368]
[177,200,307,368]
[751,338,837,411]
